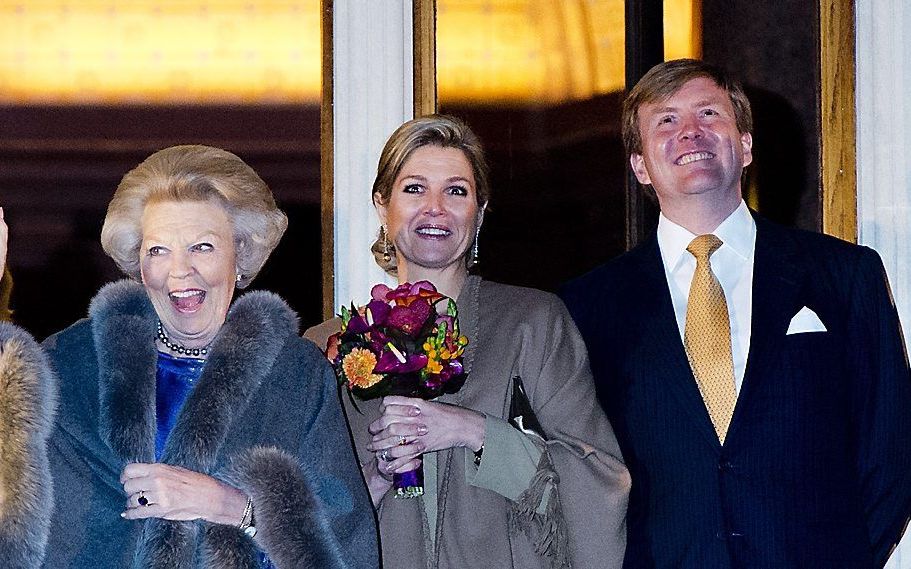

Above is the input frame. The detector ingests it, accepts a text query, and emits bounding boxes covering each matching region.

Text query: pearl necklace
[157,321,209,358]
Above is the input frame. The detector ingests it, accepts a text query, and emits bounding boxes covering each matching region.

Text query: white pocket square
[786,306,827,334]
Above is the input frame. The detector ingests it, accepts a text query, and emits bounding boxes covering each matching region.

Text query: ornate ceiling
[0,1,322,104]
[0,0,697,106]
[438,0,700,104]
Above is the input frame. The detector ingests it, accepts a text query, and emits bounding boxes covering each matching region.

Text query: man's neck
[658,190,742,235]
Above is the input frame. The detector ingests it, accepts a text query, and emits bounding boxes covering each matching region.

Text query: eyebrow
[400,174,472,184]
[142,230,222,244]
[653,98,724,114]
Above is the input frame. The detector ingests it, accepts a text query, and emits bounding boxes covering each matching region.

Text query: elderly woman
[42,146,378,568]
[307,115,630,568]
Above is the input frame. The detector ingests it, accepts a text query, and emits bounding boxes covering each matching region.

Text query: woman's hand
[0,207,8,276]
[120,463,247,526]
[366,395,485,467]
[360,456,395,508]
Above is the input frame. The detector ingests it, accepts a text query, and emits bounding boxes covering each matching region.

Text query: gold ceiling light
[0,1,699,106]
[0,1,321,105]
[437,0,701,105]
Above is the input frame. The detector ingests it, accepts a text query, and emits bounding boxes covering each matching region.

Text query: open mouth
[415,225,452,239]
[675,151,715,166]
[169,289,206,313]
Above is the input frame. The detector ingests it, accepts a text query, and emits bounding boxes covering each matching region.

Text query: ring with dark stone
[138,491,149,507]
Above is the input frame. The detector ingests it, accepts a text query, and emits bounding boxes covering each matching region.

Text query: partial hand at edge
[0,207,8,277]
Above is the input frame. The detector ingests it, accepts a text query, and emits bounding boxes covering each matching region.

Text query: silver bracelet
[238,496,256,538]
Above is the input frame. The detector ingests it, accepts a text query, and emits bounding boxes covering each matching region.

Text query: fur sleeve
[224,446,342,569]
[0,322,57,568]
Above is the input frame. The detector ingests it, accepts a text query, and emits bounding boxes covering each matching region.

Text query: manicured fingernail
[120,512,126,518]
[411,407,421,416]
[417,425,428,435]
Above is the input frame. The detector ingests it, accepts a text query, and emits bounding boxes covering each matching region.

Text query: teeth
[417,227,450,236]
[170,290,204,298]
[676,151,714,165]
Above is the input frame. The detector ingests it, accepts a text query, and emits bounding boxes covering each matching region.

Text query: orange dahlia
[342,348,383,389]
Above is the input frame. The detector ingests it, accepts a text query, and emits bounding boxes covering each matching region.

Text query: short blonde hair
[622,58,753,157]
[101,145,288,288]
[370,114,490,274]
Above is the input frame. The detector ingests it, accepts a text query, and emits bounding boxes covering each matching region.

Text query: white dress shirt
[657,200,756,393]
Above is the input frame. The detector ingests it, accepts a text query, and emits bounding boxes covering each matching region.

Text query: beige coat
[307,276,629,569]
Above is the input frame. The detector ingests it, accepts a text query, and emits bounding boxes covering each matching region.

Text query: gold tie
[684,234,737,444]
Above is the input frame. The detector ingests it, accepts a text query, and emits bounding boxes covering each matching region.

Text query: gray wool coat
[0,322,57,568]
[309,276,630,569]
[41,280,379,569]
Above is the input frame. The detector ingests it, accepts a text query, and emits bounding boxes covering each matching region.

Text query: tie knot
[687,234,723,261]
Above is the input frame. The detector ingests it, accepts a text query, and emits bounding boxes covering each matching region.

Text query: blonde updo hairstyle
[370,114,491,275]
[101,145,288,289]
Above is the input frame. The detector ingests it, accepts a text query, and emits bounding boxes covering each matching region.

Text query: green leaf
[435,322,446,344]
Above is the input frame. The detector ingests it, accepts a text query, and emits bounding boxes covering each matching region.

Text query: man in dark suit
[561,59,911,568]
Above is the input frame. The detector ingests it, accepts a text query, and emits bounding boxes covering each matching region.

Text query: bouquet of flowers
[328,281,469,498]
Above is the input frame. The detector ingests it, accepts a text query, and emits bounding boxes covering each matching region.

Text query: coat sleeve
[849,248,911,566]
[513,296,630,569]
[0,322,57,568]
[225,347,379,569]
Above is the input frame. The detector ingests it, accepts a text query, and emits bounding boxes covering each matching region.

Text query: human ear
[740,132,754,168]
[476,202,487,229]
[630,153,652,185]
[373,192,388,225]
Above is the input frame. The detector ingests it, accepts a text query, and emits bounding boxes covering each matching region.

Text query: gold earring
[382,225,391,263]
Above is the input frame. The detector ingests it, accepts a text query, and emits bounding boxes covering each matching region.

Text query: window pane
[438,0,700,291]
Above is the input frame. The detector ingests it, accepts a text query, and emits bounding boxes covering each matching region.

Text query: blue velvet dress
[156,352,274,568]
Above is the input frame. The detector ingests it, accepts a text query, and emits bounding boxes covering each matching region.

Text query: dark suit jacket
[560,216,911,568]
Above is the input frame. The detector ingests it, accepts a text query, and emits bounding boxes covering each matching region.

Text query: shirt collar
[657,200,756,272]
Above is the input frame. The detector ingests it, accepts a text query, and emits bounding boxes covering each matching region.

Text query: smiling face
[140,199,237,350]
[630,76,753,213]
[375,144,481,276]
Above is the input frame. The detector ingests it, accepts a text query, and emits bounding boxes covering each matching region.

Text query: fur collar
[88,280,300,568]
[0,322,57,568]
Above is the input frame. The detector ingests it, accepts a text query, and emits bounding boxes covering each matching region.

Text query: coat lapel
[725,217,805,444]
[630,240,723,451]
[90,280,159,465]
